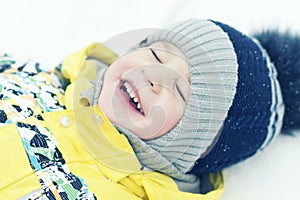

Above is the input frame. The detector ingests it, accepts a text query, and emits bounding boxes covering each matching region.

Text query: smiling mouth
[120,81,144,115]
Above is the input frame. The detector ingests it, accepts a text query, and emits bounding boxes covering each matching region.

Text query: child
[0,18,299,199]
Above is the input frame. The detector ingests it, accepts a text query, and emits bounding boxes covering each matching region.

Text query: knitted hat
[121,18,284,175]
[90,18,284,179]
[137,19,239,174]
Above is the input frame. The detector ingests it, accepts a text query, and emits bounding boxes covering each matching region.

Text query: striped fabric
[253,39,284,149]
[190,21,284,174]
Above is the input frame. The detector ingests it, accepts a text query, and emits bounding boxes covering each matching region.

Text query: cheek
[136,97,184,140]
[98,85,114,121]
[165,101,185,128]
[105,60,123,80]
[154,97,185,136]
[108,53,142,75]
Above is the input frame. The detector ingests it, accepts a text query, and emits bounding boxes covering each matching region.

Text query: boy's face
[98,42,190,139]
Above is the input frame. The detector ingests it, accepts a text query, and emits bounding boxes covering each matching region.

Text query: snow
[0,0,299,199]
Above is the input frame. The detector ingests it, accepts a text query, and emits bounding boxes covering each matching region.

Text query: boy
[0,18,299,199]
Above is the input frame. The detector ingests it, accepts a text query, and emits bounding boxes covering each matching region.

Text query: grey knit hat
[82,18,285,182]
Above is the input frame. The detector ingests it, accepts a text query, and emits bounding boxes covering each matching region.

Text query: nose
[148,80,161,94]
[142,65,176,95]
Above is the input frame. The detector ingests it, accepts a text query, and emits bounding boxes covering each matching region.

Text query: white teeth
[124,82,135,98]
[129,92,135,98]
[123,81,143,114]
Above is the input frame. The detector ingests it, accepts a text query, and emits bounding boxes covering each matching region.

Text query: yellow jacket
[0,43,224,199]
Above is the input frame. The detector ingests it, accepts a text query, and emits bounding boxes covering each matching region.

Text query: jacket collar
[60,43,142,180]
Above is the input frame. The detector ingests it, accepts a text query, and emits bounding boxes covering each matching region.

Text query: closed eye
[176,84,186,102]
[150,48,162,63]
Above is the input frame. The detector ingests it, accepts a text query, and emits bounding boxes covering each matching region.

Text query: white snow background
[0,0,299,199]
